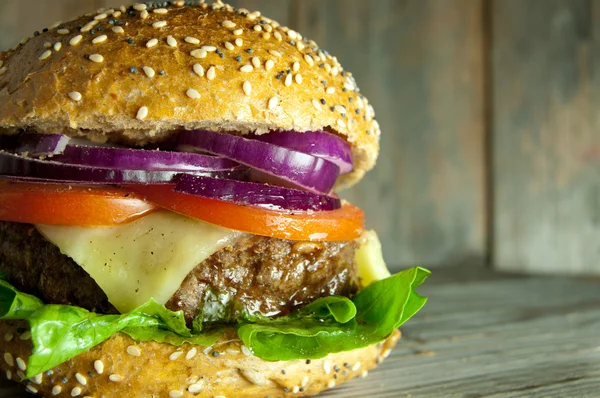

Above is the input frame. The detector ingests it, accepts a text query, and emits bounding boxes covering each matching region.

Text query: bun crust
[0,2,380,188]
[0,320,399,397]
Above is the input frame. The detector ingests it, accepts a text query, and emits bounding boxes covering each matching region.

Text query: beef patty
[0,222,358,324]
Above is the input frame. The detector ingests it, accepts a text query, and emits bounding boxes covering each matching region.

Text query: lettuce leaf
[0,267,429,378]
[237,266,430,360]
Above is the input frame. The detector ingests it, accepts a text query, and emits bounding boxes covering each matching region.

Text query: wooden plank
[1,266,600,397]
[492,0,600,275]
[293,0,487,269]
[0,1,100,50]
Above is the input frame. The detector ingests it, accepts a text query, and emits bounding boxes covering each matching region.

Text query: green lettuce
[0,267,429,378]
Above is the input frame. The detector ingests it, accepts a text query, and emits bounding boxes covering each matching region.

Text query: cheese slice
[36,211,243,313]
[355,230,391,287]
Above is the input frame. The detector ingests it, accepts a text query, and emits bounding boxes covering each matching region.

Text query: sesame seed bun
[0,1,380,189]
[0,320,400,397]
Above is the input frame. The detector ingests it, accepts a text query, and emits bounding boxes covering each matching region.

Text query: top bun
[0,1,380,188]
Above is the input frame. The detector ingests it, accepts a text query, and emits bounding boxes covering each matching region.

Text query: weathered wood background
[0,0,597,275]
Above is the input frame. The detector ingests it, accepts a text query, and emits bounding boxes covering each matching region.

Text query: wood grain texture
[492,0,600,275]
[0,0,101,50]
[1,265,599,397]
[293,0,487,268]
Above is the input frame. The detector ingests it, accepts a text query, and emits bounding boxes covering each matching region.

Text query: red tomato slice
[129,185,365,241]
[0,182,157,225]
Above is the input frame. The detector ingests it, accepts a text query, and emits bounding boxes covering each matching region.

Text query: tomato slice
[0,182,157,225]
[129,185,365,241]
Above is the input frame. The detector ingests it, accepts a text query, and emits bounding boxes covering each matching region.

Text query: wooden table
[1,265,599,397]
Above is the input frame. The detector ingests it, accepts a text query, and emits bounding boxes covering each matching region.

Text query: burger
[0,1,429,397]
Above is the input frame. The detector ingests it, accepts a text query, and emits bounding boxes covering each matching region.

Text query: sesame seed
[94,360,104,374]
[146,38,158,48]
[4,353,13,367]
[291,386,299,394]
[328,380,336,389]
[265,59,275,71]
[269,50,282,58]
[89,54,104,63]
[185,37,200,44]
[251,56,261,68]
[304,54,315,66]
[153,21,167,28]
[222,20,236,29]
[26,385,38,394]
[326,87,336,95]
[353,362,361,371]
[127,345,142,357]
[202,45,217,52]
[324,361,331,374]
[287,30,298,40]
[169,390,183,398]
[133,3,147,11]
[136,106,148,120]
[169,351,183,360]
[262,32,271,40]
[233,28,243,35]
[112,26,124,34]
[186,88,200,99]
[54,42,62,51]
[253,25,262,32]
[154,8,168,14]
[235,38,243,47]
[206,66,216,80]
[297,41,305,51]
[16,357,26,371]
[331,66,339,76]
[39,50,52,61]
[113,11,122,17]
[202,346,213,356]
[337,119,346,128]
[274,31,283,41]
[129,66,138,73]
[188,383,203,393]
[193,63,204,77]
[4,333,12,342]
[19,331,31,340]
[143,66,155,78]
[302,376,310,386]
[108,374,123,382]
[240,369,267,386]
[268,96,279,110]
[243,81,252,96]
[68,91,82,101]
[92,34,107,44]
[361,370,369,378]
[312,99,322,111]
[224,41,234,50]
[285,73,292,86]
[383,348,392,358]
[240,64,253,73]
[290,61,299,72]
[57,29,70,35]
[167,35,177,47]
[75,372,87,385]
[52,386,62,395]
[241,345,252,357]
[190,49,207,59]
[95,13,107,20]
[264,24,273,32]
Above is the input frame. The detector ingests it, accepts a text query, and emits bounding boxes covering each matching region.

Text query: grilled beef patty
[0,222,358,324]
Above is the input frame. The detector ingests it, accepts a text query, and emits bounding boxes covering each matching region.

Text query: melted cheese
[355,230,391,287]
[36,211,242,313]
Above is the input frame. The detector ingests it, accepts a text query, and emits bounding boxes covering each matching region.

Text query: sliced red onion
[177,130,340,194]
[15,133,70,156]
[174,174,341,211]
[254,131,353,174]
[0,152,244,184]
[52,145,239,172]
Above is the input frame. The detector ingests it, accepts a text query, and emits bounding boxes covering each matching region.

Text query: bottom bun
[0,320,400,397]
